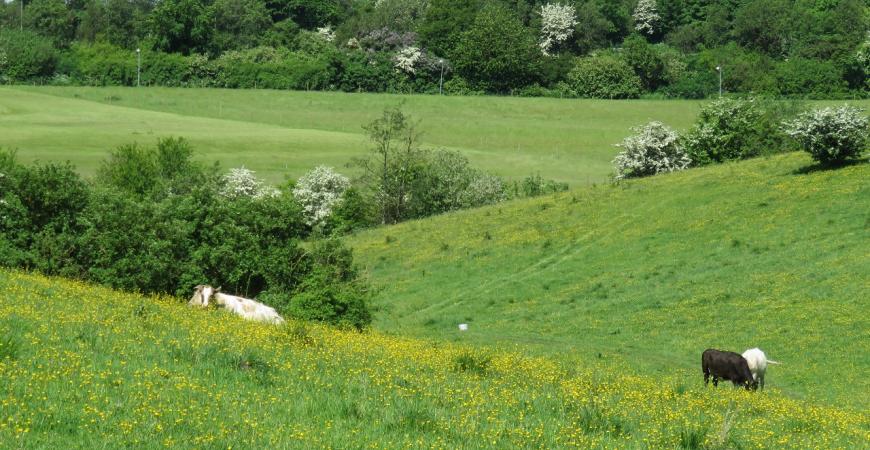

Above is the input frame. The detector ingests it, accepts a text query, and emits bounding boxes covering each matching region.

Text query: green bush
[452,3,541,93]
[774,58,847,98]
[0,29,58,81]
[567,53,642,99]
[68,43,137,86]
[684,97,788,165]
[1,142,372,329]
[283,239,371,330]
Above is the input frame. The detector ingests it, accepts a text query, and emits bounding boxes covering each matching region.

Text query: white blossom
[346,37,360,49]
[220,167,279,199]
[292,166,350,226]
[783,105,869,164]
[393,46,422,74]
[633,0,661,36]
[539,3,577,56]
[613,121,691,179]
[316,26,335,42]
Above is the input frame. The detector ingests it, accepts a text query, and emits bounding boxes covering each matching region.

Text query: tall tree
[453,3,541,92]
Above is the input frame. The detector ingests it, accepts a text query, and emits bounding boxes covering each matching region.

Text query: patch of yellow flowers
[0,270,867,448]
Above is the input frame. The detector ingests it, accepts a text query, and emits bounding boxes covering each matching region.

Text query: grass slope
[347,153,870,409]
[1,270,868,448]
[4,86,712,184]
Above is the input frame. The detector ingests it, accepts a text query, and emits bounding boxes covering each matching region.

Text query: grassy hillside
[1,270,868,449]
[347,152,870,409]
[3,86,709,184]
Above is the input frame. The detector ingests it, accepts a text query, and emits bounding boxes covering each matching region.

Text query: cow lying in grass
[189,285,285,325]
[702,348,758,390]
[742,348,780,391]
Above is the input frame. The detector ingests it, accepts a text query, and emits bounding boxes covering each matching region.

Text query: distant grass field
[2,270,868,448]
[347,152,870,409]
[2,86,712,184]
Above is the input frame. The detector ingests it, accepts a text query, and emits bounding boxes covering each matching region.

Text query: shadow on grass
[792,158,868,175]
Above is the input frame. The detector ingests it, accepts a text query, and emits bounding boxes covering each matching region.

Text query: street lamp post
[136,48,141,87]
[20,0,24,31]
[716,65,722,98]
[438,59,445,96]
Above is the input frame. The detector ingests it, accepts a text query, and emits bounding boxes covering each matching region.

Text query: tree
[418,0,481,58]
[24,0,76,47]
[354,105,426,224]
[539,3,577,55]
[148,0,212,55]
[210,0,271,52]
[453,4,541,92]
[266,0,344,29]
[633,0,661,37]
[622,33,666,91]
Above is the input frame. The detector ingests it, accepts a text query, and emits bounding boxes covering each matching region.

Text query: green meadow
[1,87,868,447]
[3,86,711,184]
[1,270,867,449]
[347,152,870,410]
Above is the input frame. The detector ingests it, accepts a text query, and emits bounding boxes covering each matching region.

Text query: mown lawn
[3,86,710,184]
[1,270,867,448]
[347,152,870,410]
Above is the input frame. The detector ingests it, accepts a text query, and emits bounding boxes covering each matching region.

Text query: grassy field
[1,270,868,449]
[2,86,712,184]
[347,152,870,410]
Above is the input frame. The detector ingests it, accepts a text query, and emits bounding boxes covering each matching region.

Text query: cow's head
[189,285,216,307]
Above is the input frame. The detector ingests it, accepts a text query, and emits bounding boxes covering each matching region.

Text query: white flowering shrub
[393,46,422,74]
[633,0,661,36]
[539,3,578,56]
[783,105,869,165]
[316,26,335,42]
[613,121,691,179]
[292,166,351,226]
[220,167,279,200]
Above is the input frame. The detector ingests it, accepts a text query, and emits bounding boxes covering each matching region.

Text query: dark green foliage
[622,34,667,91]
[452,350,491,376]
[567,53,642,99]
[148,0,213,55]
[1,0,867,97]
[452,4,541,92]
[0,143,372,329]
[418,0,481,58]
[283,238,371,330]
[774,58,847,98]
[24,0,76,47]
[329,187,376,233]
[0,29,58,81]
[210,0,271,53]
[684,97,789,166]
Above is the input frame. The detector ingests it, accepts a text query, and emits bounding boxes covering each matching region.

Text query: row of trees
[613,99,869,179]
[1,0,867,97]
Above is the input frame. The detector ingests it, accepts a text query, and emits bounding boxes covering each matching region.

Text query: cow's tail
[766,359,781,365]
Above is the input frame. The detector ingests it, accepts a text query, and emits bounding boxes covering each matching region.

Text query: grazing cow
[742,348,780,391]
[702,349,758,390]
[189,285,285,325]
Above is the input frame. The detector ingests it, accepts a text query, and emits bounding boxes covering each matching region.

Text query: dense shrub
[783,105,869,165]
[506,174,568,199]
[0,144,372,329]
[97,137,201,198]
[219,167,279,200]
[613,122,691,179]
[410,150,505,217]
[0,29,58,81]
[684,97,787,165]
[281,239,371,330]
[452,3,541,92]
[774,58,847,98]
[567,53,642,99]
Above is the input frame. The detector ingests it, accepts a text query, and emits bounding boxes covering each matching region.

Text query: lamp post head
[136,48,141,53]
[716,66,721,71]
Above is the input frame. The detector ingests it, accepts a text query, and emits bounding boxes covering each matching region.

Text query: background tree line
[0,0,867,97]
